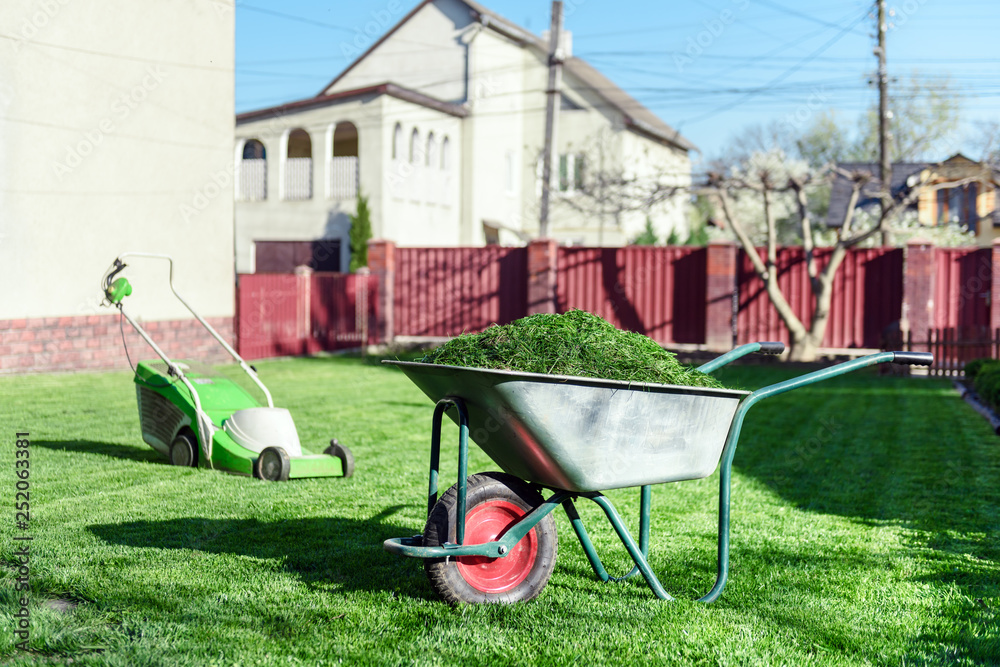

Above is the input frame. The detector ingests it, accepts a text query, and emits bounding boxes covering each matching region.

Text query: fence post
[294,265,313,354]
[527,239,558,315]
[705,242,737,351]
[367,239,396,344]
[902,241,936,350]
[990,239,1000,341]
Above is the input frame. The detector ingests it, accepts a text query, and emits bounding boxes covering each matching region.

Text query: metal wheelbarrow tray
[384,343,933,604]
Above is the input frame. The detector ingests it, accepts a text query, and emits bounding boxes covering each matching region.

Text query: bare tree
[549,129,688,244]
[708,150,977,361]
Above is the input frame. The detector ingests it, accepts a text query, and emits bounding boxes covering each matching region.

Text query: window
[936,183,978,226]
[505,151,515,194]
[410,128,420,164]
[426,132,437,167]
[949,188,963,223]
[284,128,312,200]
[557,153,585,192]
[392,123,403,160]
[573,153,585,191]
[238,139,266,201]
[441,136,450,171]
[329,121,359,200]
[558,154,569,191]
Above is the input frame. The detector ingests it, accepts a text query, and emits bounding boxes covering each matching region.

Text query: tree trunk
[787,330,821,362]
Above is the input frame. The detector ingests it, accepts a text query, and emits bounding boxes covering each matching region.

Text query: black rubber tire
[423,472,557,604]
[254,446,290,482]
[169,432,197,467]
[324,439,355,478]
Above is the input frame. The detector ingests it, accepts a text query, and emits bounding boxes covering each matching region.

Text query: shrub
[349,192,372,273]
[974,365,1000,411]
[964,358,1000,380]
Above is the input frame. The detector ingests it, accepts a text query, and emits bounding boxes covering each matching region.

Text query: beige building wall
[0,0,236,323]
[235,93,463,271]
[326,0,470,104]
[381,97,463,247]
[462,25,530,245]
[234,0,693,259]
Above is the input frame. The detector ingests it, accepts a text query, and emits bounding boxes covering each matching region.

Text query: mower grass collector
[101,253,354,481]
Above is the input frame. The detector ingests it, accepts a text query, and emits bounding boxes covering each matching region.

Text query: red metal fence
[736,247,903,349]
[310,273,378,352]
[556,246,706,345]
[934,248,991,329]
[236,274,305,360]
[897,327,1000,376]
[393,247,528,337]
[236,244,997,370]
[236,272,377,360]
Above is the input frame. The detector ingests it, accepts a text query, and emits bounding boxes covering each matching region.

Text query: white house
[234,0,696,273]
[0,0,236,373]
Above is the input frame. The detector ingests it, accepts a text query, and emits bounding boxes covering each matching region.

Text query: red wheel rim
[456,500,538,594]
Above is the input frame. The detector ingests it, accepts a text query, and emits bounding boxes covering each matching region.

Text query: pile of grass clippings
[418,309,725,389]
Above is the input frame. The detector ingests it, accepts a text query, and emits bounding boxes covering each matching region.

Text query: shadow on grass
[33,439,163,464]
[726,373,997,537]
[87,505,434,600]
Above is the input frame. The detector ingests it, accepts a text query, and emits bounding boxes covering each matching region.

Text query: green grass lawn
[1,356,998,666]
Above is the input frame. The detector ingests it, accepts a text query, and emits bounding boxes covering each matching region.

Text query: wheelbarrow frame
[384,343,932,602]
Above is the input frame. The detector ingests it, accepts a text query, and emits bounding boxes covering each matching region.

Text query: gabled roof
[236,82,467,125]
[318,0,696,153]
[825,162,929,228]
[825,154,1000,228]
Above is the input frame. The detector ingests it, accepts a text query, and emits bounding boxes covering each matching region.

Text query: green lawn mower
[101,253,354,481]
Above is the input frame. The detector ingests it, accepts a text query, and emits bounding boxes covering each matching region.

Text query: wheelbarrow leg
[563,484,652,584]
[428,397,470,544]
[562,498,610,582]
[697,458,733,603]
[585,493,674,601]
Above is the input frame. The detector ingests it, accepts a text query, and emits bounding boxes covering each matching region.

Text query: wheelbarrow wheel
[423,472,557,604]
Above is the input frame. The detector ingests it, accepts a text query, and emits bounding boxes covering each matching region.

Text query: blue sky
[236,0,1000,164]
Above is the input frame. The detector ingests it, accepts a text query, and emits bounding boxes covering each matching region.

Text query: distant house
[234,0,696,273]
[826,154,1000,245]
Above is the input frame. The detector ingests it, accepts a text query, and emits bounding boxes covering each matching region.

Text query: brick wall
[0,314,235,374]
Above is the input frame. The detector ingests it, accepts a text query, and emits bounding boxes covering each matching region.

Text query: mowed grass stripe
[0,357,996,665]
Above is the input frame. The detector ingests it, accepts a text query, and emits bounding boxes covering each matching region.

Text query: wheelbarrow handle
[757,342,785,355]
[696,341,785,374]
[891,351,933,366]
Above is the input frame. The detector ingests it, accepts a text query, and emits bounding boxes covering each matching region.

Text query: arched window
[410,128,420,164]
[242,140,265,160]
[238,138,266,201]
[392,123,403,160]
[441,136,450,171]
[426,132,437,167]
[284,128,312,200]
[329,121,359,199]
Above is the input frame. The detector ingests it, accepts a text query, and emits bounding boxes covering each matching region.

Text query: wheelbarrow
[383,343,933,604]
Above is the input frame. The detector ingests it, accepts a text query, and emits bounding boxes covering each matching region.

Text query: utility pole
[876,0,892,244]
[538,1,563,239]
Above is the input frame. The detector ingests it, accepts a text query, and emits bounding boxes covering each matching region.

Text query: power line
[676,10,870,128]
[0,33,231,72]
[239,4,354,34]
